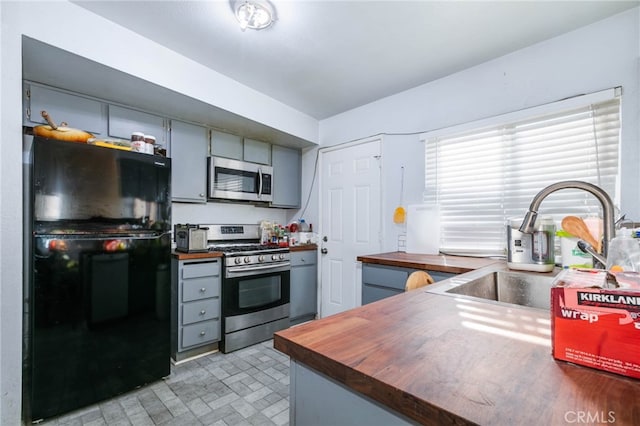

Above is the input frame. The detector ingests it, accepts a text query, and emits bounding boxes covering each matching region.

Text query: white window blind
[423,89,621,256]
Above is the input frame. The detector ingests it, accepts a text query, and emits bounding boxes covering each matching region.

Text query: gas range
[204,224,291,353]
[203,224,290,276]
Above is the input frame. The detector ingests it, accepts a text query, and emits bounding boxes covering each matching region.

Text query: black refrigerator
[26,137,172,421]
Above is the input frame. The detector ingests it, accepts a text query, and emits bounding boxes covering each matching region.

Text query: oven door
[222,266,290,317]
[208,157,273,202]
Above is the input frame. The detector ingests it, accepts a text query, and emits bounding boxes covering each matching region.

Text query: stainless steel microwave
[208,156,273,203]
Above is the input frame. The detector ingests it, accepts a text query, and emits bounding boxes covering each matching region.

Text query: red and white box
[551,268,640,379]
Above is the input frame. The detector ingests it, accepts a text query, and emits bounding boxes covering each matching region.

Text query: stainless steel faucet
[518,180,615,262]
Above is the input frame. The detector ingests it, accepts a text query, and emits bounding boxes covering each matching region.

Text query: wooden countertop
[290,244,317,252]
[274,265,640,425]
[171,250,223,260]
[357,251,500,274]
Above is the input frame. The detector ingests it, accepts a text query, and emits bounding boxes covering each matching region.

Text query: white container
[131,140,146,153]
[557,230,593,268]
[405,204,440,255]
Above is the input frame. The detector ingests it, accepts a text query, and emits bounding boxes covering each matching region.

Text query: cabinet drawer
[362,265,408,291]
[181,261,220,279]
[182,277,219,302]
[182,299,220,325]
[181,320,220,348]
[291,251,317,267]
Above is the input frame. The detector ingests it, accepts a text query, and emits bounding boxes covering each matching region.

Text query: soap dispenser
[605,227,640,272]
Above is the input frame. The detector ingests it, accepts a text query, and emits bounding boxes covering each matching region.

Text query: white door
[319,139,382,317]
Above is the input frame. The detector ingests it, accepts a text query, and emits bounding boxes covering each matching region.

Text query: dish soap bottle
[605,227,640,272]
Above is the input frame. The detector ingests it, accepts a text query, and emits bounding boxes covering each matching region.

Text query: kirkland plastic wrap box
[551,269,640,379]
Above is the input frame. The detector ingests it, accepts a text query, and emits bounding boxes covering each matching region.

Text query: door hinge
[26,107,31,120]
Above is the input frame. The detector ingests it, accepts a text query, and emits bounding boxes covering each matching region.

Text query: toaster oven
[174,224,209,253]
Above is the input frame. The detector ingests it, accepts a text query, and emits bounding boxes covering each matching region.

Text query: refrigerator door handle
[36,231,171,241]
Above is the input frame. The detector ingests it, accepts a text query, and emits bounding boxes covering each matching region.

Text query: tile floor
[38,340,290,426]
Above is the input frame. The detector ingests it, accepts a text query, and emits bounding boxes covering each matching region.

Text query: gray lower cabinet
[170,120,208,203]
[290,250,317,326]
[171,258,221,361]
[290,361,413,425]
[24,82,105,135]
[271,145,301,208]
[362,264,455,304]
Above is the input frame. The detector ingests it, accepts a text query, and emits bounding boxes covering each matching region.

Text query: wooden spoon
[561,216,601,253]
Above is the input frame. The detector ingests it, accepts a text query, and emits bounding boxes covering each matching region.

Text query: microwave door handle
[258,168,263,199]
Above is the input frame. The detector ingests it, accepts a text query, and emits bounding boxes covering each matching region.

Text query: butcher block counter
[171,250,223,260]
[274,264,640,425]
[357,251,500,274]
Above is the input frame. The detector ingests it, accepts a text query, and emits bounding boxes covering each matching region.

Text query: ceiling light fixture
[231,0,276,31]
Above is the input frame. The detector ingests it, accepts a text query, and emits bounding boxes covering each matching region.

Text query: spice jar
[131,132,146,153]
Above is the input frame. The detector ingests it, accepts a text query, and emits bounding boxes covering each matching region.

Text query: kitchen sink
[425,266,559,310]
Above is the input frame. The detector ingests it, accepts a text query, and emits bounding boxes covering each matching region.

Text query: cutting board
[405,204,440,255]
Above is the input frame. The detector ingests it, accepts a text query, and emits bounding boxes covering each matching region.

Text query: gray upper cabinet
[170,120,208,203]
[24,83,105,135]
[210,130,243,160]
[244,138,271,165]
[108,105,167,145]
[271,145,301,208]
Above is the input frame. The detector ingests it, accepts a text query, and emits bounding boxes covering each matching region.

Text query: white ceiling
[72,1,638,120]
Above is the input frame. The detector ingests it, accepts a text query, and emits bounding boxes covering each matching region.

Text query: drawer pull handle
[200,331,206,336]
[200,310,206,315]
[200,287,206,292]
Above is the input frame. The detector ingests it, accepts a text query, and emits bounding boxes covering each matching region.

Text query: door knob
[323,236,328,242]
[321,248,328,254]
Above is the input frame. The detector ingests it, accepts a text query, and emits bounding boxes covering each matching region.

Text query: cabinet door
[244,138,271,165]
[361,264,455,304]
[210,130,243,160]
[25,84,104,135]
[170,120,208,203]
[271,145,301,208]
[290,251,317,323]
[108,105,166,145]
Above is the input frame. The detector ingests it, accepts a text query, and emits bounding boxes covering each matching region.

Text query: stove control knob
[235,258,242,265]
[244,257,251,263]
[272,254,278,261]
[258,255,265,262]
[279,254,285,260]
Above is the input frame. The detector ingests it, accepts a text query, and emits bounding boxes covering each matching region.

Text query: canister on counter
[131,131,147,153]
[144,135,156,155]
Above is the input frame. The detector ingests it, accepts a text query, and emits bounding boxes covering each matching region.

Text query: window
[422,88,621,256]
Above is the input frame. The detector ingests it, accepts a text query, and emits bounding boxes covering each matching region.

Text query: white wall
[318,7,640,252]
[0,1,316,424]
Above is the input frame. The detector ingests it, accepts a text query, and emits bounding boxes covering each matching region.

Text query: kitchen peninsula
[274,263,640,425]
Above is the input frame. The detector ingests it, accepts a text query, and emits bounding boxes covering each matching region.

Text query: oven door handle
[226,262,290,278]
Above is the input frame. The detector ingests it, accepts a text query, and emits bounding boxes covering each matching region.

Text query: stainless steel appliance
[174,224,208,253]
[26,137,171,421]
[507,216,555,272]
[208,156,273,203]
[205,224,290,353]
